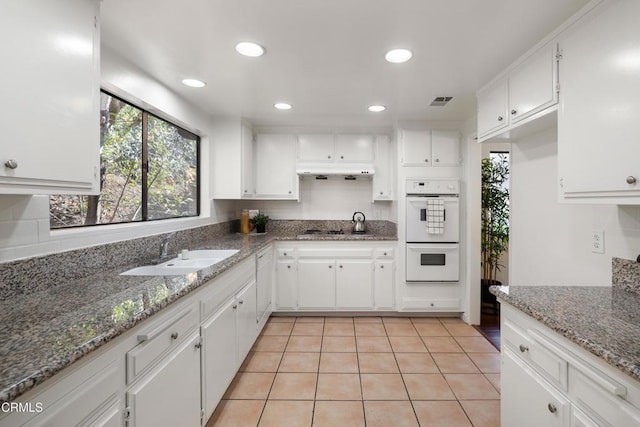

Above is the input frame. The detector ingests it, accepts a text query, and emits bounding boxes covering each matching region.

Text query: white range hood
[296,163,375,178]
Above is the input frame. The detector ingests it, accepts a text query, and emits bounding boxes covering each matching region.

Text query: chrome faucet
[159,234,174,260]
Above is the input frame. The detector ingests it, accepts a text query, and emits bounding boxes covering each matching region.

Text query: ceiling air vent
[430,96,453,107]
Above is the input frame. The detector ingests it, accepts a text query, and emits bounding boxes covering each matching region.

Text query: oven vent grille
[430,96,453,106]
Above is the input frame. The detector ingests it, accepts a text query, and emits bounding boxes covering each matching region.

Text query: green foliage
[250,213,270,226]
[481,154,510,283]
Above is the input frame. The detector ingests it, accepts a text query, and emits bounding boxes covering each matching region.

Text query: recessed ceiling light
[274,103,292,110]
[368,105,386,112]
[385,48,413,63]
[235,42,265,57]
[181,78,206,88]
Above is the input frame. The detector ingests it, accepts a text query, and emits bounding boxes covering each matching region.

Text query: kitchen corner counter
[490,285,640,382]
[0,229,397,402]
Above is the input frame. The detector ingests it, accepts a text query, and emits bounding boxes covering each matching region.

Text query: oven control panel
[406,179,459,195]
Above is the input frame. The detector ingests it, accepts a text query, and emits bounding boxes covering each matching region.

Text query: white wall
[510,127,640,286]
[0,46,234,262]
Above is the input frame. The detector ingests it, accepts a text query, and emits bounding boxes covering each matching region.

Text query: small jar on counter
[240,210,251,234]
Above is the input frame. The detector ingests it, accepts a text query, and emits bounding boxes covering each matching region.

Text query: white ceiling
[101,0,589,128]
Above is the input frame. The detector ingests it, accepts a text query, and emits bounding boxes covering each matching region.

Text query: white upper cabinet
[335,135,374,162]
[297,134,374,163]
[401,129,460,167]
[373,135,393,201]
[477,42,559,142]
[558,0,640,202]
[0,0,100,195]
[211,119,254,199]
[241,124,255,198]
[298,134,334,162]
[255,134,299,199]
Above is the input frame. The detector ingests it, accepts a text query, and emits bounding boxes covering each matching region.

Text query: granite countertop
[0,230,397,402]
[490,285,640,382]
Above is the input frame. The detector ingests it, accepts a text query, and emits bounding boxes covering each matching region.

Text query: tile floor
[206,316,501,427]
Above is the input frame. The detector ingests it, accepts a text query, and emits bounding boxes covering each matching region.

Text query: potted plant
[481,154,510,311]
[251,213,270,234]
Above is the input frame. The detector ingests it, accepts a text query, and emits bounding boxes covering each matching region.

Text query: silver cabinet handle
[339,265,343,268]
[233,304,238,309]
[195,342,202,349]
[511,109,517,115]
[383,252,388,256]
[340,155,344,159]
[287,265,291,269]
[497,116,503,122]
[4,159,18,169]
[328,265,332,269]
[284,252,287,256]
[435,158,440,163]
[288,190,292,194]
[547,403,557,414]
[519,344,529,353]
[424,159,429,162]
[327,155,331,159]
[380,191,383,195]
[239,300,244,305]
[380,265,385,269]
[626,176,637,185]
[171,332,179,340]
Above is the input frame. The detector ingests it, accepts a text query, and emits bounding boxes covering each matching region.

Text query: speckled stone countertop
[490,284,640,382]
[0,226,397,403]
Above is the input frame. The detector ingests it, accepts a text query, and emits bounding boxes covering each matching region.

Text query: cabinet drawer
[298,248,373,258]
[503,318,568,390]
[569,366,640,426]
[277,248,295,258]
[127,304,199,383]
[374,247,395,259]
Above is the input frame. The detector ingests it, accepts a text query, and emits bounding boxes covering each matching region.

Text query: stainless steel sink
[120,249,239,276]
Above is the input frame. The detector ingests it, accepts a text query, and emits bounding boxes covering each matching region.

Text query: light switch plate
[592,230,605,254]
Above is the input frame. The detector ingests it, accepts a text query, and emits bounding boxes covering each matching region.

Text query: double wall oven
[405,179,460,282]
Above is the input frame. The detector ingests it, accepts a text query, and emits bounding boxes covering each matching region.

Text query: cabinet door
[241,124,254,198]
[373,135,393,200]
[86,399,124,427]
[0,0,100,195]
[401,130,432,166]
[558,0,640,198]
[335,135,374,162]
[431,130,460,166]
[335,260,373,309]
[255,134,298,199]
[276,260,297,310]
[477,79,508,138]
[201,299,237,420]
[298,134,334,162]
[236,281,258,362]
[374,261,395,310]
[570,406,599,427]
[127,332,201,427]
[256,247,274,325]
[509,43,557,124]
[297,260,335,309]
[502,349,569,427]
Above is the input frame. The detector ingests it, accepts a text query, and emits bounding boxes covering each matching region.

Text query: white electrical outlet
[592,230,605,254]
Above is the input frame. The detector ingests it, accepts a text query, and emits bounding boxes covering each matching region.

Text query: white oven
[405,178,460,282]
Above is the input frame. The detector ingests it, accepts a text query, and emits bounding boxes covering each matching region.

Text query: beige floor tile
[432,353,481,374]
[389,336,428,352]
[444,323,482,337]
[459,400,501,427]
[206,399,265,427]
[319,352,359,373]
[268,372,317,400]
[324,316,354,323]
[384,323,419,336]
[278,352,320,373]
[258,400,313,427]
[444,374,501,400]
[320,352,358,374]
[439,317,465,324]
[363,401,418,427]
[361,373,409,400]
[402,373,456,400]
[261,322,294,336]
[410,317,442,324]
[322,336,356,352]
[468,352,501,374]
[354,316,383,323]
[295,316,324,323]
[291,322,324,336]
[223,372,275,400]
[313,401,365,427]
[485,373,501,393]
[422,336,464,352]
[252,335,289,352]
[240,352,283,373]
[358,352,399,373]
[454,337,499,353]
[286,335,322,352]
[382,317,413,324]
[412,400,472,427]
[323,322,355,336]
[268,316,296,323]
[316,373,362,400]
[395,353,439,374]
[356,336,392,352]
[414,323,451,337]
[354,323,387,336]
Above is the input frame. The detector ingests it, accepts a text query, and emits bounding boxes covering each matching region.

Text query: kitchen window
[49,91,200,229]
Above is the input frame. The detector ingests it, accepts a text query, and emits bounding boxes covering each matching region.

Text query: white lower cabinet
[256,246,274,329]
[298,260,335,309]
[500,303,640,427]
[335,260,373,309]
[374,260,395,310]
[126,331,201,427]
[276,259,297,310]
[236,281,258,361]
